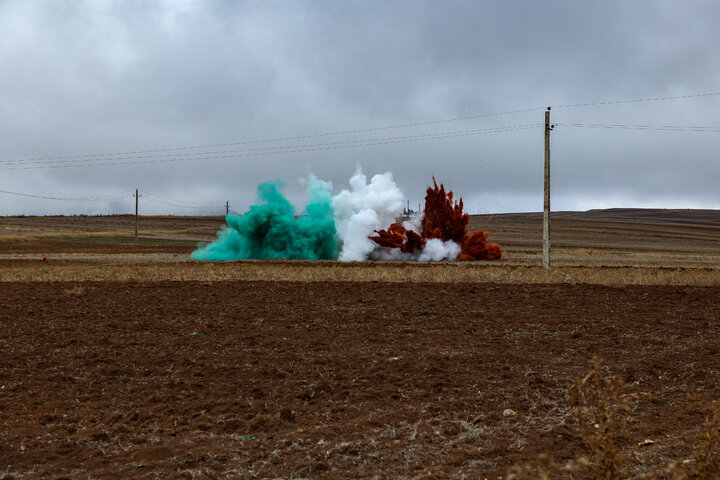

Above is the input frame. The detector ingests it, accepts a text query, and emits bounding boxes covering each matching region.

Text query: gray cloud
[1,0,719,215]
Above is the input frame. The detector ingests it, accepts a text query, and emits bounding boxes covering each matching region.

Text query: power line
[550,91,720,109]
[0,109,546,164]
[0,189,134,201]
[4,90,717,165]
[0,123,541,167]
[141,195,222,210]
[0,124,541,171]
[0,186,229,210]
[142,197,223,210]
[141,191,220,207]
[555,122,720,132]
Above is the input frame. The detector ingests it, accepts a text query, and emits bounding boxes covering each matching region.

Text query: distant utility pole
[543,108,554,269]
[226,201,229,215]
[134,189,141,243]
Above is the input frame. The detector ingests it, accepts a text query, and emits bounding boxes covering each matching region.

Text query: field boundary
[1,261,719,285]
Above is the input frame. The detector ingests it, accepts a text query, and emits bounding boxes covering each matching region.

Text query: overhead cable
[0,124,540,167]
[141,196,223,210]
[0,189,134,201]
[2,90,716,167]
[554,122,720,132]
[550,91,720,109]
[0,124,541,171]
[0,109,545,164]
[141,191,220,207]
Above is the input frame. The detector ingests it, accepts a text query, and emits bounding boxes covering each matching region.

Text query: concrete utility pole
[226,201,229,215]
[543,108,553,269]
[134,189,141,243]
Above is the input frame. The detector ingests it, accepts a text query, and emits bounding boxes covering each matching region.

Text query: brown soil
[0,240,193,254]
[0,214,225,235]
[2,281,719,478]
[4,210,720,266]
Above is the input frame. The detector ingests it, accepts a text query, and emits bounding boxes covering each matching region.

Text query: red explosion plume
[370,177,502,261]
[421,178,469,243]
[458,230,502,261]
[369,222,426,253]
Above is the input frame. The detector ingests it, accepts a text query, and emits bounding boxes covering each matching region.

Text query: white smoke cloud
[418,238,461,261]
[331,168,462,262]
[332,169,405,261]
[370,238,461,261]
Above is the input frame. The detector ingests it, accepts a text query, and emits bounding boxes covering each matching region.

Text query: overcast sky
[1,0,718,215]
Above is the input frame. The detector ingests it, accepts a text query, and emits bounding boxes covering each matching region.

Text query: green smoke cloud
[191,179,338,261]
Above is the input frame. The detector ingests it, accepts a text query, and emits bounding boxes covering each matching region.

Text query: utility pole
[226,201,229,215]
[543,108,554,269]
[134,189,141,243]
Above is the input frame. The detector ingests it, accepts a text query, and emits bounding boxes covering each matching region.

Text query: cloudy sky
[1,0,718,215]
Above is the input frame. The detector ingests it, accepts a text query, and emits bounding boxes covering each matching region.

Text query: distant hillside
[473,208,720,226]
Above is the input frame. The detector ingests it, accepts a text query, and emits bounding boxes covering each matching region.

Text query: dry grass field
[1,209,720,283]
[1,210,719,478]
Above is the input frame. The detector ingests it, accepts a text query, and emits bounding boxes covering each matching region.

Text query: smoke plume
[370,178,502,261]
[190,178,337,261]
[192,170,501,262]
[332,170,405,261]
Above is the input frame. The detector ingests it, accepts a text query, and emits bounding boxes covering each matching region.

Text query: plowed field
[2,281,719,478]
[2,211,719,478]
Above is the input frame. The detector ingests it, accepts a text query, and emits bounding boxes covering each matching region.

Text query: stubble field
[1,210,719,478]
